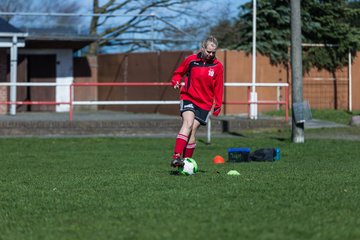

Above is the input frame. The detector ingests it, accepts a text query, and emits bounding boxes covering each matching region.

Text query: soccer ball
[178,158,199,175]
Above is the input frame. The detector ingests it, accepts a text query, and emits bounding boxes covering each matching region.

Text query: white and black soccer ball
[178,158,199,175]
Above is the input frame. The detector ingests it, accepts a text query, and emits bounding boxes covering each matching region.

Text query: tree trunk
[88,0,99,55]
[290,0,304,143]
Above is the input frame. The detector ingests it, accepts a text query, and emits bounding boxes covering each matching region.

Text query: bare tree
[161,0,238,51]
[0,0,233,53]
[88,0,204,54]
[0,0,24,21]
[0,0,83,33]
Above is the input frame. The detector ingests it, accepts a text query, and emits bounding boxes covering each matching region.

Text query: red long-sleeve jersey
[171,52,224,116]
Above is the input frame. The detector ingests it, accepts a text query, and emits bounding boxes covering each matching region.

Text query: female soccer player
[170,35,224,167]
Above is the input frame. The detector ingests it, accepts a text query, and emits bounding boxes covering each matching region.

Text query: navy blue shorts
[180,100,210,126]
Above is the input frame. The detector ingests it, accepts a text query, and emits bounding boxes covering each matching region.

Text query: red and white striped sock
[173,133,188,158]
[183,143,196,158]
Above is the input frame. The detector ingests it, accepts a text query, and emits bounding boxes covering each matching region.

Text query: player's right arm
[171,55,192,89]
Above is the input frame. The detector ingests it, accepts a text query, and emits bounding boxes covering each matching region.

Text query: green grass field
[1,131,360,240]
[264,108,360,125]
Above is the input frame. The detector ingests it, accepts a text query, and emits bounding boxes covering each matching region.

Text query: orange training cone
[213,155,225,164]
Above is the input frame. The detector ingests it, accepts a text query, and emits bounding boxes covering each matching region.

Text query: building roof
[0,17,95,51]
[0,18,26,48]
[25,35,97,51]
[0,17,23,33]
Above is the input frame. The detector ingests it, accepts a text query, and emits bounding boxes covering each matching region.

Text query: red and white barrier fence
[223,82,289,122]
[0,82,289,123]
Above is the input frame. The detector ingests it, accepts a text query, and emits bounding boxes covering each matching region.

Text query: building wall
[55,49,73,112]
[18,49,73,112]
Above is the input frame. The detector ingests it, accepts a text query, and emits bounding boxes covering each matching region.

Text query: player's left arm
[212,64,224,117]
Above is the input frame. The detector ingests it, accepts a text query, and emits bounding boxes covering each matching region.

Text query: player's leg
[183,119,200,158]
[171,104,196,167]
[183,106,210,158]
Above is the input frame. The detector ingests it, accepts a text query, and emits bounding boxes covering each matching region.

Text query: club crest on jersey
[208,69,214,77]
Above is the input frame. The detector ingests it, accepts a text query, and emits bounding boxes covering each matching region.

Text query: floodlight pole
[10,35,18,116]
[348,50,352,112]
[150,13,155,51]
[250,0,258,120]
